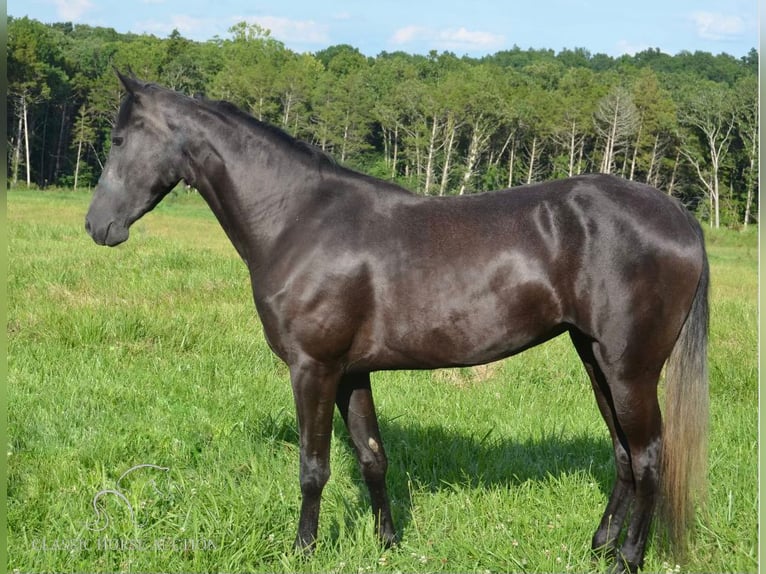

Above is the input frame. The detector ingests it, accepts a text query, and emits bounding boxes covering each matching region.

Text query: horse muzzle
[85,213,130,246]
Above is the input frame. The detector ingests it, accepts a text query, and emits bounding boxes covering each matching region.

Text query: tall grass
[7,188,758,573]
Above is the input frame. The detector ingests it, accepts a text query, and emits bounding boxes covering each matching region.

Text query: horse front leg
[290,358,341,551]
[335,372,396,547]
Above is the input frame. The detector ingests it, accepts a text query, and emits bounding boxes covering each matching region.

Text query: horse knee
[300,457,330,496]
[359,441,388,484]
[362,460,387,484]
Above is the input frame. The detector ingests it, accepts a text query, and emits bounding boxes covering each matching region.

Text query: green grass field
[7,188,758,573]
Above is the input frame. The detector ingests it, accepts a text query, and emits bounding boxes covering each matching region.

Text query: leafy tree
[594,84,639,175]
[552,67,602,177]
[628,67,676,184]
[210,22,286,121]
[310,46,372,163]
[70,103,97,189]
[367,54,420,181]
[732,75,758,227]
[161,29,207,93]
[678,79,737,228]
[276,52,323,135]
[8,17,59,186]
[6,17,757,229]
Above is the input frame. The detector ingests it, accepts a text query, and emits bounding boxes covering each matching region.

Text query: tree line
[8,16,758,228]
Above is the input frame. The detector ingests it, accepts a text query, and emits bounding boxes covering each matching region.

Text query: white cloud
[136,15,212,37]
[244,16,330,44]
[438,27,505,50]
[391,25,504,52]
[690,11,746,41]
[615,40,649,56]
[391,25,427,45]
[53,0,93,21]
[168,14,210,35]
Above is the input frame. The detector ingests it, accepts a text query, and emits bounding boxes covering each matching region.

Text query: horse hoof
[293,536,317,557]
[379,531,398,549]
[606,557,639,574]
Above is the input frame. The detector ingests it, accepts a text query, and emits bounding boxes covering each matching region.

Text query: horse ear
[114,67,143,96]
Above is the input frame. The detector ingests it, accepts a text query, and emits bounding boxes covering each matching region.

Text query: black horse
[86,71,708,573]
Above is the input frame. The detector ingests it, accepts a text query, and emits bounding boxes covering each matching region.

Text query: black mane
[117,78,411,194]
[196,97,337,168]
[118,79,337,168]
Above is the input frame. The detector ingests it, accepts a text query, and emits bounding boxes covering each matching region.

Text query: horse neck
[179,108,324,266]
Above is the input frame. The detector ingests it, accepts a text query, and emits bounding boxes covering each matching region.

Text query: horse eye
[112,136,124,147]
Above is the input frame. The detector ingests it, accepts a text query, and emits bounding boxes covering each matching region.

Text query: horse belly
[367,274,564,370]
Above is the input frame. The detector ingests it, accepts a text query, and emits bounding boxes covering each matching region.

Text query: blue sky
[9,0,758,58]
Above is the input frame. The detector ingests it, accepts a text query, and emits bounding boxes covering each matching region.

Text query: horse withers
[85,71,708,573]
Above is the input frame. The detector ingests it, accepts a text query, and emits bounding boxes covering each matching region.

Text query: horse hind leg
[335,372,396,547]
[607,376,663,574]
[576,333,665,574]
[571,331,634,560]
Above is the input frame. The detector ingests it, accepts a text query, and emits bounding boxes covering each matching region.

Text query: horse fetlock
[378,528,398,549]
[293,532,317,556]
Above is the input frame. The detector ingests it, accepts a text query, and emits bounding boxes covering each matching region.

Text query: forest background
[7,16,759,229]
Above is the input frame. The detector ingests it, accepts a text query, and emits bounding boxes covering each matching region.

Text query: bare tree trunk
[713,173,720,229]
[744,178,754,229]
[282,93,293,127]
[459,118,489,195]
[74,139,83,191]
[629,118,643,181]
[595,87,638,175]
[39,103,49,186]
[341,113,350,163]
[507,139,516,187]
[54,103,68,183]
[414,140,422,188]
[23,95,32,187]
[382,126,390,168]
[526,135,538,184]
[459,132,478,195]
[620,149,629,178]
[743,130,757,228]
[681,147,720,228]
[667,149,680,196]
[601,102,619,173]
[679,95,735,229]
[576,138,585,175]
[567,121,576,177]
[12,106,23,185]
[391,125,399,180]
[74,112,85,191]
[494,129,514,169]
[439,118,457,196]
[424,117,440,194]
[646,133,660,186]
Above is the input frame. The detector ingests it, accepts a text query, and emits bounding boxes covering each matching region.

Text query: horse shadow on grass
[250,410,615,548]
[338,417,614,544]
